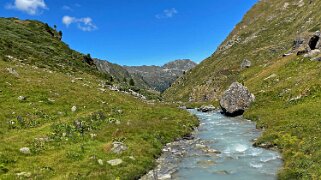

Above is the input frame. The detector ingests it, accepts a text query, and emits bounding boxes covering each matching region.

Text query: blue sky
[1,0,257,66]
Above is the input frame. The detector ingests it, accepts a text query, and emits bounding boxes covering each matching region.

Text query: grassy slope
[0,18,102,77]
[0,18,198,179]
[165,0,321,179]
[244,55,321,179]
[164,0,321,102]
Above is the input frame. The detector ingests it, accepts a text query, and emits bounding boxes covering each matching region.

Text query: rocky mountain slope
[94,58,151,90]
[164,0,321,179]
[0,17,198,179]
[124,59,197,92]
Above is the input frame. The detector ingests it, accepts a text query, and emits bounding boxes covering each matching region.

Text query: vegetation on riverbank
[244,54,321,179]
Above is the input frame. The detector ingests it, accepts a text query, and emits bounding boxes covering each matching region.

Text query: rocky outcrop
[220,82,255,116]
[294,31,321,58]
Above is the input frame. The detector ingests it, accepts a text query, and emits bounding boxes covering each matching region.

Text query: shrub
[129,78,135,86]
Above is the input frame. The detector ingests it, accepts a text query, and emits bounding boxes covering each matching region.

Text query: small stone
[71,106,77,112]
[111,142,128,154]
[98,159,104,165]
[197,105,216,112]
[57,111,64,115]
[158,174,171,180]
[18,96,26,101]
[205,149,221,154]
[107,159,123,166]
[117,110,123,114]
[47,98,55,103]
[213,170,230,175]
[197,160,216,167]
[90,133,97,139]
[195,144,206,149]
[19,147,31,154]
[16,172,31,178]
[6,68,19,77]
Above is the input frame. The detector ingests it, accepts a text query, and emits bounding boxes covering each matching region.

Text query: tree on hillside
[44,23,54,37]
[58,31,63,40]
[129,78,135,86]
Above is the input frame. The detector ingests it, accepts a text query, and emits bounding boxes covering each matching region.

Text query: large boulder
[220,82,255,116]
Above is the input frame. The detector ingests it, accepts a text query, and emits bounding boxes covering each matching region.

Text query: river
[142,109,283,180]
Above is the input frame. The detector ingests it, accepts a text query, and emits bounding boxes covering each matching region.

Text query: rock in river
[220,82,255,116]
[197,105,216,112]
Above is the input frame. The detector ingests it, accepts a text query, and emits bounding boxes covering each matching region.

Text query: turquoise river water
[172,109,283,180]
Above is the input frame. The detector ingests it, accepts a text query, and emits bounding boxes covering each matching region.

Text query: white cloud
[6,0,47,15]
[156,8,178,19]
[62,16,97,32]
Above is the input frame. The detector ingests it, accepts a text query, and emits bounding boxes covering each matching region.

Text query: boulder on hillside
[240,59,252,69]
[220,82,255,116]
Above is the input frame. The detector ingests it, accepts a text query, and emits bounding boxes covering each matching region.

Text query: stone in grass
[19,147,31,154]
[18,96,26,101]
[16,172,31,178]
[240,59,252,69]
[6,68,19,77]
[71,106,77,113]
[97,159,104,166]
[107,159,123,166]
[111,142,128,154]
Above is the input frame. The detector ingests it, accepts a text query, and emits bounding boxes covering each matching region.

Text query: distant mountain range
[95,59,197,92]
[124,59,196,92]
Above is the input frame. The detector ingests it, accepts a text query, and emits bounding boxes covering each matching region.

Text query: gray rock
[311,56,321,61]
[197,160,216,168]
[6,68,19,77]
[18,96,26,101]
[111,142,128,154]
[197,105,216,112]
[220,82,255,116]
[97,159,104,165]
[293,38,304,50]
[19,147,31,154]
[240,59,252,69]
[107,159,123,166]
[16,172,31,178]
[71,106,77,113]
[304,49,321,58]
